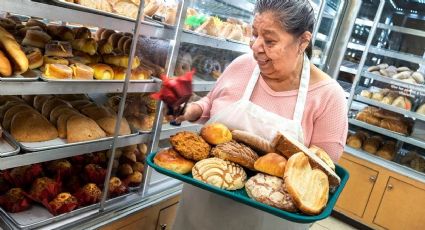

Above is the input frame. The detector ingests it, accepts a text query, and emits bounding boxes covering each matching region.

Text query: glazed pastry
[0,50,12,76]
[380,119,409,135]
[360,90,372,98]
[284,152,329,215]
[71,38,98,55]
[103,55,140,69]
[231,130,274,154]
[44,64,73,79]
[97,39,113,55]
[200,123,232,145]
[73,27,92,39]
[70,63,94,80]
[24,47,43,70]
[107,33,123,49]
[154,148,194,174]
[245,173,297,212]
[21,29,52,48]
[192,157,247,190]
[412,72,424,84]
[170,131,211,161]
[0,26,29,74]
[117,36,131,52]
[90,63,114,80]
[254,153,287,177]
[356,111,381,126]
[391,96,412,110]
[46,25,75,41]
[47,192,78,215]
[131,67,151,80]
[45,41,73,57]
[211,140,259,170]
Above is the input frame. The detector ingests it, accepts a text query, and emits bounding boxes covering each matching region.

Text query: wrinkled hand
[174,103,203,124]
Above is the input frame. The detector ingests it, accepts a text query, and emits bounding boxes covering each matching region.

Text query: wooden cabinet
[336,157,378,217]
[373,177,425,230]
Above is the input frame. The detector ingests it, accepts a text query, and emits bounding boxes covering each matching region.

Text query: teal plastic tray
[147,152,349,223]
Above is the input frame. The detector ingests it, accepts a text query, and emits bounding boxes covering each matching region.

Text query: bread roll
[360,90,372,98]
[245,173,297,212]
[211,140,259,170]
[11,110,58,142]
[200,123,232,145]
[154,148,194,174]
[143,0,160,16]
[254,153,286,177]
[43,56,69,66]
[71,38,98,55]
[44,64,73,79]
[107,33,123,49]
[231,130,274,154]
[272,132,340,191]
[89,63,114,80]
[100,29,115,40]
[362,136,382,154]
[103,55,140,69]
[57,110,81,138]
[117,36,131,52]
[96,116,131,136]
[22,95,36,105]
[192,157,247,190]
[66,115,106,142]
[41,98,72,118]
[346,132,367,149]
[0,101,22,121]
[376,141,396,161]
[45,41,73,57]
[356,111,381,126]
[22,29,52,48]
[80,105,111,120]
[0,26,29,74]
[49,106,77,125]
[33,95,53,111]
[392,96,412,110]
[380,118,409,135]
[309,145,335,171]
[284,152,329,215]
[97,39,113,55]
[122,38,132,54]
[73,27,91,39]
[46,25,75,41]
[112,66,126,80]
[131,67,151,80]
[2,104,34,130]
[25,19,47,31]
[0,50,12,77]
[70,63,94,80]
[170,131,211,161]
[69,100,92,110]
[24,47,43,70]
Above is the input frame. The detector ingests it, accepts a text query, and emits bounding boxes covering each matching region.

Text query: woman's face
[251,12,309,79]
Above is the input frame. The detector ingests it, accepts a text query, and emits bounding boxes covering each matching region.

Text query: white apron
[173,54,311,230]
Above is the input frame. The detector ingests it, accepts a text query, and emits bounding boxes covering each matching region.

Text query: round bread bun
[49,105,77,125]
[117,36,131,52]
[154,148,194,174]
[6,15,22,25]
[200,123,232,145]
[95,28,106,40]
[56,110,81,138]
[2,104,34,131]
[73,27,92,39]
[0,50,12,77]
[100,29,115,40]
[24,47,43,70]
[33,95,53,111]
[0,95,24,106]
[107,33,123,49]
[21,29,52,49]
[41,98,72,118]
[0,101,22,120]
[25,19,47,31]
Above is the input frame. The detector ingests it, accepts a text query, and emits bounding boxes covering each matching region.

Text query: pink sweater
[194,54,348,161]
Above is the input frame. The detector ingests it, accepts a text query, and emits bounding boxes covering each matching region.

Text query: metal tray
[0,131,20,157]
[19,132,139,152]
[226,38,249,45]
[41,74,155,83]
[0,70,41,81]
[183,29,227,41]
[144,16,175,29]
[0,192,133,230]
[147,152,350,224]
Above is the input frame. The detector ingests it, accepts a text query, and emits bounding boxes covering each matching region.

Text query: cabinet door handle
[160,224,167,230]
[387,184,394,191]
[369,176,376,183]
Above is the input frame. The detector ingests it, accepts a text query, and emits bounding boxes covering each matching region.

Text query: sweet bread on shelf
[211,140,259,170]
[114,1,139,19]
[245,173,297,212]
[69,100,92,110]
[73,27,92,39]
[97,39,113,55]
[376,141,396,160]
[107,33,122,48]
[43,56,69,66]
[192,157,247,190]
[412,72,424,84]
[170,131,211,161]
[362,136,382,154]
[66,115,106,142]
[410,156,425,172]
[70,63,94,80]
[360,90,372,98]
[0,50,12,77]
[71,38,98,55]
[81,105,113,120]
[130,67,151,80]
[90,63,114,80]
[0,18,16,30]
[391,96,412,110]
[45,41,73,58]
[49,106,77,125]
[44,64,73,79]
[11,110,58,142]
[2,104,35,131]
[231,130,274,154]
[154,148,194,174]
[57,110,81,138]
[21,29,52,48]
[143,0,161,17]
[117,36,131,52]
[33,95,53,111]
[346,131,368,149]
[24,47,43,70]
[227,24,243,41]
[416,103,425,115]
[0,26,29,74]
[254,153,286,177]
[46,25,75,41]
[380,119,409,135]
[41,98,72,118]
[355,111,381,126]
[96,116,131,136]
[75,0,113,13]
[103,55,140,69]
[371,92,384,101]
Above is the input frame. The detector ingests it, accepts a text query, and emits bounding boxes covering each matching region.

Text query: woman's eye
[265,40,275,45]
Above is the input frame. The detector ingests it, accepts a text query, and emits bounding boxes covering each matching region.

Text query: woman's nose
[250,37,264,53]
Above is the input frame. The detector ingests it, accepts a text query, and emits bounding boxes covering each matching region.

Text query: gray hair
[254,0,315,56]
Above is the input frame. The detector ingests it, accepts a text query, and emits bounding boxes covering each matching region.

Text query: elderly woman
[173,0,348,229]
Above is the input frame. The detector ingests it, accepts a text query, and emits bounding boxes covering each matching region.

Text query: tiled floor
[310,216,358,230]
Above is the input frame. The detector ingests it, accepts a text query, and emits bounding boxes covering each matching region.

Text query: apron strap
[241,65,261,101]
[292,54,311,123]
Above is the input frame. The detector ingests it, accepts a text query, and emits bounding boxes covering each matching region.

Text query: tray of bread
[147,123,349,223]
[0,70,41,82]
[0,94,139,152]
[0,130,20,157]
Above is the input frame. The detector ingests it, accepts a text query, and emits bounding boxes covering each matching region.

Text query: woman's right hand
[174,103,203,124]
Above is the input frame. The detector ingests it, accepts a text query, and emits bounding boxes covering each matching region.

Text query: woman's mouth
[257,59,270,66]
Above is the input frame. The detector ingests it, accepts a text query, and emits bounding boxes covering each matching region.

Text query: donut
[211,60,221,73]
[195,56,214,74]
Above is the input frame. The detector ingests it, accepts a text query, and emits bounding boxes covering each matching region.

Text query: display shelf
[363,71,425,94]
[340,65,357,74]
[0,133,151,170]
[160,122,202,140]
[340,60,359,74]
[181,31,251,53]
[368,46,425,65]
[347,42,365,51]
[377,23,425,38]
[348,119,425,149]
[193,76,216,92]
[354,95,425,122]
[1,0,175,39]
[215,0,255,12]
[344,146,425,184]
[355,18,373,27]
[0,80,161,95]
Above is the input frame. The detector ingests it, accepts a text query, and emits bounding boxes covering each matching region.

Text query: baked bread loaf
[81,105,113,120]
[21,29,52,48]
[284,152,329,215]
[57,110,81,138]
[41,98,72,118]
[231,130,274,154]
[24,47,43,70]
[380,118,409,135]
[46,25,75,41]
[103,55,140,69]
[362,136,382,154]
[376,141,396,160]
[170,131,211,161]
[73,27,92,39]
[100,29,115,40]
[26,19,47,31]
[254,153,286,177]
[107,33,123,48]
[356,111,380,126]
[154,148,194,174]
[309,145,335,171]
[33,95,53,111]
[392,96,412,110]
[211,140,259,170]
[114,1,139,19]
[0,26,29,74]
[66,115,106,142]
[192,157,247,190]
[72,38,98,55]
[44,64,73,79]
[346,131,368,149]
[97,39,113,55]
[2,104,34,130]
[49,106,77,125]
[245,173,297,212]
[96,116,131,136]
[0,50,12,77]
[70,63,94,80]
[43,56,69,66]
[200,123,232,145]
[112,66,126,80]
[45,41,73,57]
[11,110,58,142]
[272,131,340,191]
[90,63,114,80]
